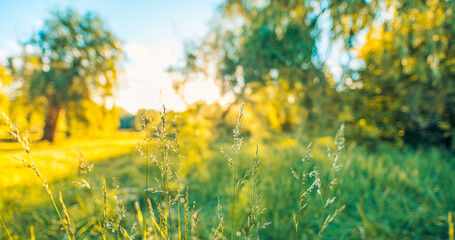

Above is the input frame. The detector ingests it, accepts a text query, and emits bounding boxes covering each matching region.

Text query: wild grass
[0,107,454,239]
[0,214,12,240]
[1,112,75,239]
[220,103,245,239]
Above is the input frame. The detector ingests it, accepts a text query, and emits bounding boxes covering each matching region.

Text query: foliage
[171,0,455,150]
[345,0,455,148]
[65,99,120,137]
[8,8,123,142]
[118,107,135,129]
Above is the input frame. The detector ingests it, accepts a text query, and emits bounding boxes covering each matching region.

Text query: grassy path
[0,132,141,188]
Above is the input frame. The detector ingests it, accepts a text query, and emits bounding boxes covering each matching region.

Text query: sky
[0,0,222,113]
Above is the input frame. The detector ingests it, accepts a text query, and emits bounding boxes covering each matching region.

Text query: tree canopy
[8,9,123,142]
[348,0,455,147]
[171,0,455,148]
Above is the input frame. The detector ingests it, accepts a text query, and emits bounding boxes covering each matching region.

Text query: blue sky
[0,0,222,113]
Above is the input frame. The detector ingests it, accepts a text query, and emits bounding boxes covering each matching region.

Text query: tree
[8,9,123,142]
[347,0,455,148]
[172,0,455,148]
[170,1,344,136]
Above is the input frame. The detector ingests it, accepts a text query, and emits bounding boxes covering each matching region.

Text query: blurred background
[0,0,454,239]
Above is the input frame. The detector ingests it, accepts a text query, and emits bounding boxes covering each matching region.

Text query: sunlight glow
[182,78,220,104]
[117,43,223,114]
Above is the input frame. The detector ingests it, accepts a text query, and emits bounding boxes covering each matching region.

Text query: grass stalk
[184,189,189,240]
[143,110,151,240]
[214,197,224,240]
[178,199,181,240]
[30,225,35,240]
[449,211,454,240]
[231,156,237,240]
[225,104,244,240]
[0,214,12,240]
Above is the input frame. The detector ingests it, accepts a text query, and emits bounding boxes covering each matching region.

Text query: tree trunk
[41,96,61,142]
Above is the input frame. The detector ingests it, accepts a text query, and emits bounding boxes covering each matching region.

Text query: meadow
[1,1,454,239]
[1,108,454,239]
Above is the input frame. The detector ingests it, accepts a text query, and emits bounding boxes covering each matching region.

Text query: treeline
[169,0,455,149]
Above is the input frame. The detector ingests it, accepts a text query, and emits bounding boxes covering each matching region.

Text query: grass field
[0,131,141,189]
[1,126,454,239]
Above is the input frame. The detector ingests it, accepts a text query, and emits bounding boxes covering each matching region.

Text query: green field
[1,128,453,239]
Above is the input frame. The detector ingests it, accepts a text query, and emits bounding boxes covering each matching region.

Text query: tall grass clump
[290,125,346,239]
[221,104,271,239]
[220,103,244,239]
[0,111,76,240]
[2,104,235,239]
[244,145,270,239]
[73,148,137,239]
[1,110,137,239]
[317,125,346,238]
[136,104,198,240]
[137,109,152,239]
